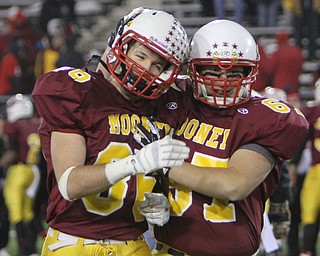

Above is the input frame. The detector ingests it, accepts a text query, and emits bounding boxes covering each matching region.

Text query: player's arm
[170,145,274,201]
[51,131,189,201]
[51,131,107,200]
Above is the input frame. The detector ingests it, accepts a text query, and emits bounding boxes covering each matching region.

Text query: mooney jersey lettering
[32,67,188,240]
[155,79,309,256]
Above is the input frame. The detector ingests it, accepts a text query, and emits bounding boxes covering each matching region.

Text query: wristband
[104,155,140,185]
[58,166,76,201]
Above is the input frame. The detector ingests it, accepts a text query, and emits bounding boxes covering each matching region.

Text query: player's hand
[132,135,189,175]
[268,200,290,239]
[134,120,174,196]
[104,121,187,185]
[139,192,170,226]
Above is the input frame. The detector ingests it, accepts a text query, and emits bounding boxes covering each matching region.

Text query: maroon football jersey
[4,117,42,164]
[154,79,309,256]
[301,102,320,166]
[32,67,188,240]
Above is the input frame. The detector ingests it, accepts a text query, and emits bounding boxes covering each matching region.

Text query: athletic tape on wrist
[58,166,76,201]
[104,155,139,185]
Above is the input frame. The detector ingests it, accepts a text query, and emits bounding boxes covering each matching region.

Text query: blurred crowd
[0,0,85,98]
[0,1,85,255]
[0,0,319,99]
[198,0,320,60]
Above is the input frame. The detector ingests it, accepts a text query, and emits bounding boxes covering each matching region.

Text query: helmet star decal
[206,42,243,58]
[164,19,187,61]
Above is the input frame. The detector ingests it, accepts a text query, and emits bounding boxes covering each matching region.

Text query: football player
[146,20,309,256]
[299,77,320,256]
[261,87,291,255]
[31,7,190,256]
[2,94,42,256]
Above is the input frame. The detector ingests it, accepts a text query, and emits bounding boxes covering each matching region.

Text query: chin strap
[85,54,109,72]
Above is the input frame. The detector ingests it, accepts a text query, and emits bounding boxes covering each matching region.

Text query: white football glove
[105,135,189,184]
[139,192,170,226]
[133,134,189,175]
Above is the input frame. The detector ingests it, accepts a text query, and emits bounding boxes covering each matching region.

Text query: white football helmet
[104,7,189,99]
[6,94,34,123]
[262,86,287,101]
[189,19,260,107]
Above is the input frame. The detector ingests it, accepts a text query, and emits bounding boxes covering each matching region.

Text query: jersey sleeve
[248,99,309,160]
[32,67,90,135]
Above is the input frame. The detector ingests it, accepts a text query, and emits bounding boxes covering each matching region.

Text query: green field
[6,229,44,255]
[5,227,320,255]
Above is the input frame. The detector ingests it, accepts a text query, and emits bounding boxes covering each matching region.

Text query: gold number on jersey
[261,99,291,113]
[204,198,236,222]
[169,152,236,223]
[294,107,305,117]
[68,69,91,83]
[82,143,131,216]
[169,181,192,217]
[81,142,155,220]
[133,174,156,221]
